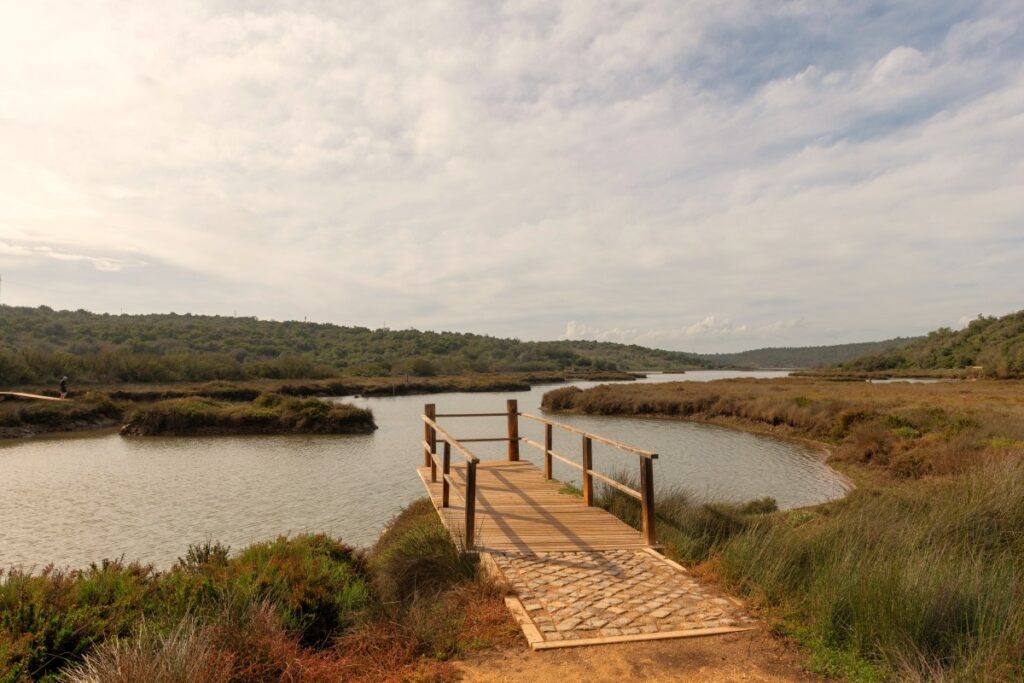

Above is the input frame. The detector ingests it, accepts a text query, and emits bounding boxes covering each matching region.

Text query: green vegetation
[0,501,517,683]
[119,393,376,436]
[844,310,1024,377]
[0,305,711,385]
[1,305,970,391]
[705,338,916,369]
[546,379,1024,680]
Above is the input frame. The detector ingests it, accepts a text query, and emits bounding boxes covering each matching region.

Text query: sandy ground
[454,627,825,683]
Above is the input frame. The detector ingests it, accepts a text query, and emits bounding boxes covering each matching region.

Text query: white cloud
[0,239,143,272]
[0,2,1022,351]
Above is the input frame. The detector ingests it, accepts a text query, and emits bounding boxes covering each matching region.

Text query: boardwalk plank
[417,459,646,552]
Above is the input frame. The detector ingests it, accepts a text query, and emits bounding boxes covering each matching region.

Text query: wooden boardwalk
[0,392,63,402]
[416,401,758,649]
[417,460,647,552]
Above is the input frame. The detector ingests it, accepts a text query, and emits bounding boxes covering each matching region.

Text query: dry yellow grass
[544,378,1024,478]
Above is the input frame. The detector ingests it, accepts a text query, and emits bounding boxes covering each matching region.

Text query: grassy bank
[543,378,1024,478]
[545,379,1024,680]
[120,394,377,436]
[0,500,518,683]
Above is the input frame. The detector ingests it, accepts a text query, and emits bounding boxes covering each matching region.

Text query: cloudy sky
[1,1,1022,352]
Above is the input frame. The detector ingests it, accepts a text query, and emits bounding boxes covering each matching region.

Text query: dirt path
[455,626,823,682]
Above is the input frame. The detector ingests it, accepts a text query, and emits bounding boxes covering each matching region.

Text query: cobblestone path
[490,548,757,648]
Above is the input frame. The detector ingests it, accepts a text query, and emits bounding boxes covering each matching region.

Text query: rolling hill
[842,310,1024,377]
[0,305,716,384]
[704,338,917,369]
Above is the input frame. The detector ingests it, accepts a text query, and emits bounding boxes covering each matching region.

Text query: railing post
[506,399,520,461]
[465,460,477,550]
[543,422,553,480]
[582,435,594,506]
[424,403,436,480]
[640,456,656,546]
[442,441,451,508]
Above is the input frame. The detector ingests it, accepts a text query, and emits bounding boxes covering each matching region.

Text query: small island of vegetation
[119,393,377,436]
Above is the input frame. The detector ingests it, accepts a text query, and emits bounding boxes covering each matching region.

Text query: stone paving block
[491,549,756,645]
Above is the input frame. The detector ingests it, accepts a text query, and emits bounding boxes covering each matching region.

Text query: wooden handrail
[422,416,480,463]
[434,412,509,418]
[422,408,480,550]
[588,469,642,500]
[523,438,582,471]
[453,437,515,443]
[519,411,658,546]
[520,413,658,459]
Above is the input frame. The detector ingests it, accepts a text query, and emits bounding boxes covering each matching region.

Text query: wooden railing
[518,413,658,546]
[421,399,658,548]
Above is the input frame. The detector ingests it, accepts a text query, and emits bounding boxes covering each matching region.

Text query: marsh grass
[593,472,776,565]
[596,467,1024,680]
[719,459,1024,681]
[119,393,376,436]
[61,619,233,683]
[544,378,1024,479]
[367,499,478,605]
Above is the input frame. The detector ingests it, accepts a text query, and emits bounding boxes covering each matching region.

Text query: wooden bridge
[416,400,757,649]
[418,399,657,552]
[0,392,64,402]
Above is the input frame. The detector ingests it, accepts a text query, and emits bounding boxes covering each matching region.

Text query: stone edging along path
[482,547,757,650]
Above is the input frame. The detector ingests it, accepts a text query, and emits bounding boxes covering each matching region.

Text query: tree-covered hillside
[706,338,916,369]
[843,311,1024,377]
[0,306,714,385]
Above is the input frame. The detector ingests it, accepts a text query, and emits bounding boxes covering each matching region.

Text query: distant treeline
[843,310,1024,377]
[705,338,917,369]
[0,306,714,385]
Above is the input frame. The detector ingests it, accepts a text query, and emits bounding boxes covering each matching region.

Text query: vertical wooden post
[424,403,436,468]
[465,460,477,550]
[582,435,594,506]
[640,456,657,546]
[543,422,553,480]
[441,441,451,508]
[506,399,520,461]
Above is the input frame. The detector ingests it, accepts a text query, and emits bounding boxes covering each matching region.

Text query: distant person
[59,375,69,400]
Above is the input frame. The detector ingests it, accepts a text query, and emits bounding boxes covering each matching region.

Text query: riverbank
[0,371,639,440]
[0,500,520,683]
[541,378,1024,681]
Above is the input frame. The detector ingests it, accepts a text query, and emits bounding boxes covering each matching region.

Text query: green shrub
[368,500,478,605]
[220,535,369,646]
[0,561,160,682]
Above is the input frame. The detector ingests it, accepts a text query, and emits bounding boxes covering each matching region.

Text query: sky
[1,1,1022,353]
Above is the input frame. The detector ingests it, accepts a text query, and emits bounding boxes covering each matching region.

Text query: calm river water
[0,371,849,569]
